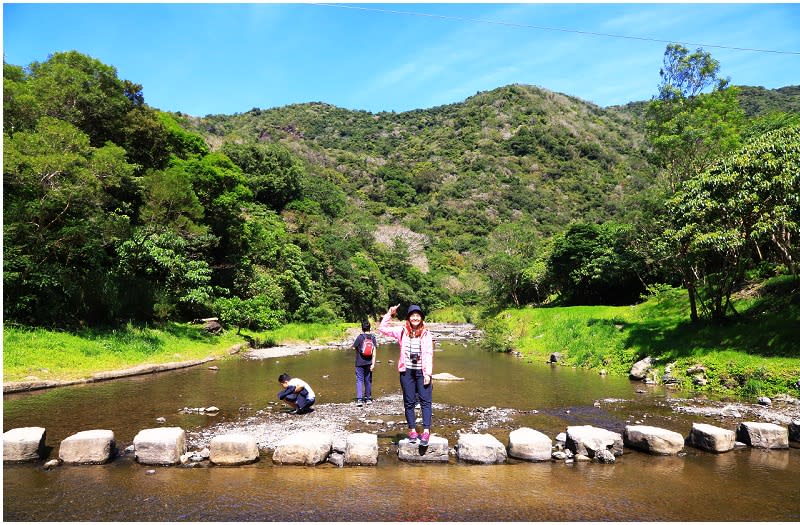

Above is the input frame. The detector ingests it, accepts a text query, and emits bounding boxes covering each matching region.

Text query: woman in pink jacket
[379,303,434,446]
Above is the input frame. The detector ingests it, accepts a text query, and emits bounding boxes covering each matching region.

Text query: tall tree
[646,44,744,321]
[666,125,800,320]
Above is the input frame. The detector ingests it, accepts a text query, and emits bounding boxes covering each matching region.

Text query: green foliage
[116,229,214,320]
[24,51,137,146]
[214,295,284,332]
[221,141,303,210]
[548,222,647,305]
[3,49,798,344]
[666,125,800,321]
[479,314,516,353]
[158,112,209,159]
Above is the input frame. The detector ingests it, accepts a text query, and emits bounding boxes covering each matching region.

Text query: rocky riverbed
[187,324,799,452]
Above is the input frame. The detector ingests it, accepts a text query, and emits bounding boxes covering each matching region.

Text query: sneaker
[356,399,363,407]
[407,430,418,443]
[289,408,299,414]
[365,399,373,405]
[420,431,430,446]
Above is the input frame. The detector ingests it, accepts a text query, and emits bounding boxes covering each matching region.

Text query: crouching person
[277,373,316,414]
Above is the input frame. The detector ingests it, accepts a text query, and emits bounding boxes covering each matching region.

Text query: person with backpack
[379,303,434,447]
[352,319,378,407]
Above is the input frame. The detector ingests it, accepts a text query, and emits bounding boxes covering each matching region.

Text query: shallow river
[4,341,799,521]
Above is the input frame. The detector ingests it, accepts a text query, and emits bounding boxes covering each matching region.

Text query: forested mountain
[186,85,655,238]
[4,51,798,329]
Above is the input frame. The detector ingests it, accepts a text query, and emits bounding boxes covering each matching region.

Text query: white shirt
[289,378,315,400]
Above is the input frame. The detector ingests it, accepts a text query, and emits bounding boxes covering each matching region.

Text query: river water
[4,340,799,521]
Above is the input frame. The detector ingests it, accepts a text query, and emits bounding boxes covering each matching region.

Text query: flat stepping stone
[3,427,46,462]
[345,433,378,465]
[272,431,332,465]
[431,373,464,381]
[59,429,115,464]
[685,423,735,453]
[736,422,789,449]
[624,425,684,455]
[566,425,623,458]
[398,435,449,463]
[133,427,187,465]
[508,427,552,461]
[457,433,507,464]
[210,433,259,465]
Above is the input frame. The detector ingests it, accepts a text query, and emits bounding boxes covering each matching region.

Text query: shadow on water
[3,339,800,521]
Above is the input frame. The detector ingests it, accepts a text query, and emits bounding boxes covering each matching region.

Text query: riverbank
[491,279,800,399]
[2,321,351,392]
[2,321,479,393]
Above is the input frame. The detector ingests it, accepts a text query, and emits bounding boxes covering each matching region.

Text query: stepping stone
[736,422,789,449]
[456,433,507,464]
[133,427,187,465]
[59,429,116,464]
[272,431,332,466]
[789,420,800,443]
[345,433,378,465]
[210,433,259,465]
[3,427,46,462]
[566,425,623,458]
[685,423,735,453]
[624,425,684,455]
[398,435,449,463]
[507,427,552,461]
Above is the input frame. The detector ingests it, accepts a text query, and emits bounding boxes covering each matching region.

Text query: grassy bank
[483,276,800,398]
[2,322,352,383]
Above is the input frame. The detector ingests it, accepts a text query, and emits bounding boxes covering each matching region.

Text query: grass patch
[3,321,352,383]
[488,276,800,397]
[239,322,352,347]
[426,305,481,323]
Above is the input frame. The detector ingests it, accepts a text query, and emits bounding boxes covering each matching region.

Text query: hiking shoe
[420,431,430,446]
[407,430,418,443]
[365,399,373,405]
[356,399,363,407]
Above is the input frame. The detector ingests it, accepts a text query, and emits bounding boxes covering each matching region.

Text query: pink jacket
[379,311,434,376]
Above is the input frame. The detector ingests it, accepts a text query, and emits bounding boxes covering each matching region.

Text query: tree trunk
[687,282,699,323]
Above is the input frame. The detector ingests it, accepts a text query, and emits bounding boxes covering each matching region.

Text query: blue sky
[3,3,799,116]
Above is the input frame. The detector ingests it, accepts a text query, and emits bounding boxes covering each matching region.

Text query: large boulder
[133,427,187,466]
[3,427,46,462]
[685,423,735,453]
[789,420,800,443]
[456,433,507,464]
[629,357,653,380]
[507,427,552,462]
[623,425,684,455]
[735,422,789,449]
[209,433,259,465]
[344,433,378,466]
[566,425,623,458]
[59,429,115,464]
[272,431,332,465]
[397,435,449,463]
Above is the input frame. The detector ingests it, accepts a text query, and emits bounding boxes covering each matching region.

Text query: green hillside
[3,51,798,335]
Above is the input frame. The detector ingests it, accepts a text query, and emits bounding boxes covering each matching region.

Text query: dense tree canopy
[3,49,798,330]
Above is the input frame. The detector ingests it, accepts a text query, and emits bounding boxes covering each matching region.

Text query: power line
[313,3,800,56]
